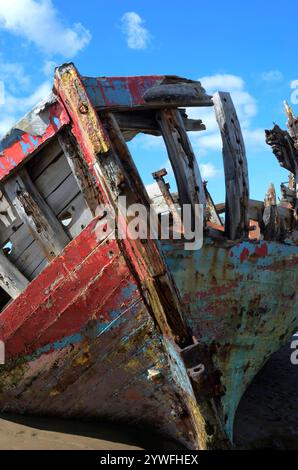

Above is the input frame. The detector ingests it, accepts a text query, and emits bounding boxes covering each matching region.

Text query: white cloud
[0,116,16,136]
[130,134,164,150]
[0,1,87,137]
[242,128,266,148]
[199,74,257,126]
[187,73,264,153]
[0,80,52,136]
[0,0,91,57]
[185,73,267,182]
[121,12,151,50]
[42,59,57,77]
[199,74,244,92]
[261,70,283,82]
[200,163,221,180]
[0,57,52,137]
[0,62,30,91]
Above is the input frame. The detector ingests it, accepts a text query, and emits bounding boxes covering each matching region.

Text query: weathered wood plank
[216,199,264,222]
[143,81,212,108]
[157,109,206,223]
[262,183,284,241]
[0,250,29,299]
[213,92,249,240]
[29,258,48,280]
[8,224,35,262]
[113,109,205,141]
[45,173,80,216]
[57,192,93,239]
[5,168,70,260]
[0,189,23,246]
[16,240,47,280]
[204,183,223,226]
[152,169,182,232]
[4,220,48,281]
[58,130,101,215]
[33,153,72,200]
[83,75,213,112]
[0,220,23,247]
[28,137,64,181]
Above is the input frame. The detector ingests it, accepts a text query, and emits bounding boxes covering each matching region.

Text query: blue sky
[0,0,297,203]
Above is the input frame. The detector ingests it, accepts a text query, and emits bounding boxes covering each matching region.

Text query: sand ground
[0,415,144,450]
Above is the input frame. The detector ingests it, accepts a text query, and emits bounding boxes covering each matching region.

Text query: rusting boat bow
[0,63,297,450]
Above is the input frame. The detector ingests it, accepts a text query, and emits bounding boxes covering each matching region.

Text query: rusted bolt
[79,103,88,114]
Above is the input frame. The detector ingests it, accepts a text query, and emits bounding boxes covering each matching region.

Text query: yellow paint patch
[55,64,109,155]
[73,353,90,367]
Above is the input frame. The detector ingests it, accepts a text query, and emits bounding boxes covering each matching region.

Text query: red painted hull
[0,217,203,449]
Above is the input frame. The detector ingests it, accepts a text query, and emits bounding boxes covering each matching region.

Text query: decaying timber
[0,63,297,450]
[213,92,249,240]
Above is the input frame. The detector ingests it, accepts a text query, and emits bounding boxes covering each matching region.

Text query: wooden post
[0,250,29,299]
[213,92,249,240]
[157,109,206,214]
[262,183,284,240]
[58,130,102,215]
[5,168,70,260]
[152,168,183,231]
[204,182,223,227]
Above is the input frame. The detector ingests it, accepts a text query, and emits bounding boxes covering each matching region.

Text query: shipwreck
[0,63,297,449]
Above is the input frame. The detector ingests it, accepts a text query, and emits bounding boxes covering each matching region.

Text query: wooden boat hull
[0,217,209,449]
[0,63,297,450]
[0,218,297,448]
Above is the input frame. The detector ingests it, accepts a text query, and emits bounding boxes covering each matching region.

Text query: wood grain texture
[0,250,28,299]
[5,168,70,260]
[157,109,206,219]
[213,92,249,240]
[58,130,101,215]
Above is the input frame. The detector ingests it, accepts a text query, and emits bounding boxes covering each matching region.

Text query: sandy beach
[0,415,145,450]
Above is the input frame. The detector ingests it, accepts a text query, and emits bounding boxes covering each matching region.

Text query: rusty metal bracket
[180,342,225,400]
